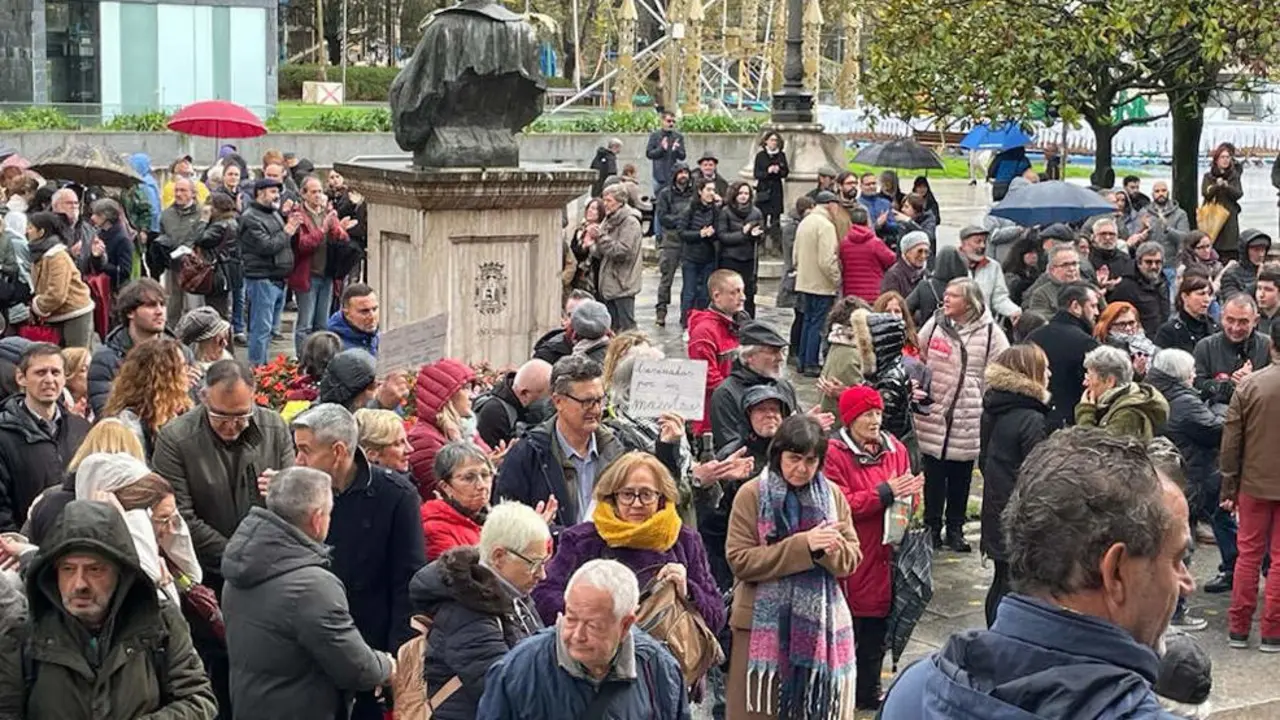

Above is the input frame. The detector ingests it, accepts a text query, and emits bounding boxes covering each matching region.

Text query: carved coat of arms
[474,261,509,315]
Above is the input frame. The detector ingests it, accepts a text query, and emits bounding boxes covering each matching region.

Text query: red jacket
[686,308,738,432]
[420,498,482,561]
[407,358,489,499]
[286,204,348,292]
[823,430,911,617]
[839,223,897,303]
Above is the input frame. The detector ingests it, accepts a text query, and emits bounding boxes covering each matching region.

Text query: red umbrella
[167,100,267,139]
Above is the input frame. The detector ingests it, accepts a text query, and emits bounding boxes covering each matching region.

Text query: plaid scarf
[747,470,855,719]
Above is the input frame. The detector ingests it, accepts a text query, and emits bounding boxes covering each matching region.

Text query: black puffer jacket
[716,196,764,264]
[239,200,293,280]
[194,216,242,291]
[1192,330,1272,407]
[866,313,913,439]
[1148,367,1223,499]
[530,328,572,367]
[978,363,1049,562]
[679,198,720,265]
[0,395,89,532]
[1153,309,1220,354]
[408,547,543,720]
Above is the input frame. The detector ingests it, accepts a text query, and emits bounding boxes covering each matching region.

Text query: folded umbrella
[960,122,1033,152]
[988,180,1116,226]
[852,138,945,171]
[886,526,935,672]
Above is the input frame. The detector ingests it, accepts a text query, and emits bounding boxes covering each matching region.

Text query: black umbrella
[28,142,141,188]
[852,138,945,171]
[886,526,935,671]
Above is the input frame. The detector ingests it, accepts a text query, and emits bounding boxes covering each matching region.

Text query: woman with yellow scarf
[531,451,725,637]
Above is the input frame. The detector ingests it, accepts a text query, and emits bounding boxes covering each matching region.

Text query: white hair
[1084,344,1133,385]
[292,403,359,451]
[1151,348,1196,385]
[266,466,334,527]
[565,559,639,620]
[479,501,551,562]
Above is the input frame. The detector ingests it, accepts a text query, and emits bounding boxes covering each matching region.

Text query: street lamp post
[769,0,812,123]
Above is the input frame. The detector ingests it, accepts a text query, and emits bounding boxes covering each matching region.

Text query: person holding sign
[823,385,923,711]
[687,269,745,434]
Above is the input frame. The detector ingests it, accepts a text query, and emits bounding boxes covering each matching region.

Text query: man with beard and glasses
[1139,180,1190,288]
[1109,241,1171,338]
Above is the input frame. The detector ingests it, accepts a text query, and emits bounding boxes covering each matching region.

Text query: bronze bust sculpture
[389,0,546,169]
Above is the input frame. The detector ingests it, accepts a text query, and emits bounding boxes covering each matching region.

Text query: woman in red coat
[839,208,898,303]
[421,440,494,560]
[823,384,923,710]
[407,357,492,499]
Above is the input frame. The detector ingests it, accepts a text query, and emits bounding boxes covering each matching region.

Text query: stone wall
[5,131,763,188]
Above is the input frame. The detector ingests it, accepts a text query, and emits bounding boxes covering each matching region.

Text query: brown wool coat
[724,476,860,720]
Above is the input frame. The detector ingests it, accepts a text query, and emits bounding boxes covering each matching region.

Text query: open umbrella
[28,142,141,187]
[852,138,945,171]
[989,180,1115,226]
[960,123,1033,152]
[886,526,934,672]
[168,100,267,139]
[0,146,16,163]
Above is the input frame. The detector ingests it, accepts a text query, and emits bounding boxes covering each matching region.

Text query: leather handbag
[635,574,724,686]
[1197,202,1231,241]
[178,251,217,295]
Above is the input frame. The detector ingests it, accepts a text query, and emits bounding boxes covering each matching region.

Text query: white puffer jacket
[916,311,1009,461]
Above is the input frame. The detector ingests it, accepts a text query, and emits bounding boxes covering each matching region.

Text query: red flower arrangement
[253,354,301,409]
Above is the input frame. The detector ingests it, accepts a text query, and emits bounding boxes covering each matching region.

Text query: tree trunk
[1086,117,1115,188]
[1171,92,1207,228]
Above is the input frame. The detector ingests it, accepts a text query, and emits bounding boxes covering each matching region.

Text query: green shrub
[279,65,403,102]
[0,107,79,130]
[103,111,172,132]
[305,108,392,132]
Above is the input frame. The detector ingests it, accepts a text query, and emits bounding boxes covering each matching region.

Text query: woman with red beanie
[823,384,924,711]
[406,358,493,499]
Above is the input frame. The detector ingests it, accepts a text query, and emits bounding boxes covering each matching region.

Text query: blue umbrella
[960,122,1033,152]
[988,181,1115,226]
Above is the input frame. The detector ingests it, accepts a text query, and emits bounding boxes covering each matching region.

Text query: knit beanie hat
[176,306,231,346]
[571,300,612,341]
[319,349,378,407]
[900,231,930,256]
[838,384,885,426]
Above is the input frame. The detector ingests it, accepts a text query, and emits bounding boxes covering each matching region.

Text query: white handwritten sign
[628,359,708,418]
[377,313,449,374]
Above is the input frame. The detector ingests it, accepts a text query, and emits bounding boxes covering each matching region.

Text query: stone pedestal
[335,158,596,367]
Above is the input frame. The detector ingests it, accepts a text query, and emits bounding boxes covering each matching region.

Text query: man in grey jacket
[222,466,395,720]
[959,225,1021,322]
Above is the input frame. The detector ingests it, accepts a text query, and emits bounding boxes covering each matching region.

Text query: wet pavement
[642,175,1280,718]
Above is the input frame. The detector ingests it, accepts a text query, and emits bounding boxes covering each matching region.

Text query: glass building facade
[0,0,277,120]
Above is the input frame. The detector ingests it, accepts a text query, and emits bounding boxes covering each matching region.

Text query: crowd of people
[0,127,1272,720]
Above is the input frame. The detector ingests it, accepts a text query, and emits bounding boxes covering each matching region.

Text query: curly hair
[103,337,193,432]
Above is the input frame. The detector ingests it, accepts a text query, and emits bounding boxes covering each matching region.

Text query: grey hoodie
[221,507,391,719]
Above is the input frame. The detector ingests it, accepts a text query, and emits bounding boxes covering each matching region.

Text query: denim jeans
[294,275,334,356]
[231,282,246,334]
[1199,471,1239,573]
[798,292,833,369]
[679,260,715,327]
[246,278,286,366]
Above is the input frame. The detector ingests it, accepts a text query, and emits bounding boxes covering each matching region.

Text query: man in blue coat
[291,403,425,720]
[327,282,381,356]
[880,426,1194,719]
[477,559,691,720]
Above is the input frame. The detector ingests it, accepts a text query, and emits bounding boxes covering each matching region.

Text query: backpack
[634,574,723,687]
[393,614,462,720]
[472,392,521,440]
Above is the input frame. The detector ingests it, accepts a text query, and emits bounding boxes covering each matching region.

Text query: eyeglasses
[207,408,253,425]
[151,511,181,531]
[446,469,493,485]
[1111,320,1139,331]
[1139,258,1163,267]
[1054,260,1081,268]
[559,393,605,409]
[613,488,660,506]
[505,546,549,573]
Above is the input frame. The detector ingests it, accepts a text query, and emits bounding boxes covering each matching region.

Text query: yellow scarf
[592,501,683,552]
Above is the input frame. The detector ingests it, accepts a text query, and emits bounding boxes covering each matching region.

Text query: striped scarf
[747,470,855,719]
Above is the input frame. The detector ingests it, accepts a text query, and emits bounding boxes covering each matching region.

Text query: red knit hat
[838,384,884,426]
